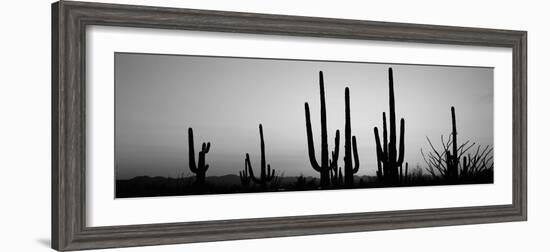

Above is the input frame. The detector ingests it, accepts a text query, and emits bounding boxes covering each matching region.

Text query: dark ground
[116,170,493,198]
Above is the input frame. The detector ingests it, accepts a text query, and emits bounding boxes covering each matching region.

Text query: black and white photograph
[115,53,494,198]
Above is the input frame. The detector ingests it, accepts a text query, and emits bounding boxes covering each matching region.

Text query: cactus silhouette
[343,87,360,186]
[330,167,344,186]
[374,68,406,185]
[399,162,409,184]
[239,162,251,187]
[246,124,276,190]
[188,128,211,186]
[330,133,341,186]
[305,71,341,187]
[444,107,460,181]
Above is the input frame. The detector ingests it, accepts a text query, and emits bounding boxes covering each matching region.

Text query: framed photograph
[52,1,527,251]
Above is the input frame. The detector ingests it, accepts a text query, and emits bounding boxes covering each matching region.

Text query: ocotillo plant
[374,68,406,185]
[459,145,493,180]
[188,128,211,186]
[343,87,360,186]
[246,124,277,190]
[305,71,341,187]
[421,106,492,181]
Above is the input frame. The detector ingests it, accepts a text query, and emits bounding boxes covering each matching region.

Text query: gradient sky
[115,53,493,179]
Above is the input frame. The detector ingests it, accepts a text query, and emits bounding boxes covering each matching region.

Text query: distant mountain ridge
[120,174,379,187]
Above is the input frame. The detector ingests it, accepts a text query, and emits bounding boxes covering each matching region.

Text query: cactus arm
[259,124,266,180]
[333,130,340,164]
[202,142,211,154]
[382,112,388,158]
[240,158,250,185]
[266,165,275,181]
[304,102,322,172]
[246,153,262,184]
[374,127,384,178]
[352,136,360,173]
[397,118,405,165]
[330,130,340,169]
[188,128,198,173]
[239,170,246,184]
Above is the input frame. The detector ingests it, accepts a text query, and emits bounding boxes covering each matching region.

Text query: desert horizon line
[117,67,493,188]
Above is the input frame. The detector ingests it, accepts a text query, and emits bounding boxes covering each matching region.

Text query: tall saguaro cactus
[344,87,360,186]
[188,128,211,186]
[445,106,459,181]
[374,68,406,185]
[305,71,340,187]
[246,124,276,190]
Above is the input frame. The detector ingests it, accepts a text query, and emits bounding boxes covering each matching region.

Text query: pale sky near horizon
[115,53,493,179]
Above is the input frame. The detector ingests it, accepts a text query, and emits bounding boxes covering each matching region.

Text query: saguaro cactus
[305,71,340,187]
[239,162,251,187]
[188,128,211,186]
[343,87,360,186]
[246,124,276,190]
[374,68,406,185]
[445,106,459,181]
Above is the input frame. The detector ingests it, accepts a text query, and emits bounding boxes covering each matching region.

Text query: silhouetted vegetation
[343,87,360,187]
[421,106,494,184]
[188,128,211,186]
[373,68,407,185]
[238,162,251,188]
[245,124,279,190]
[116,68,494,198]
[304,71,341,187]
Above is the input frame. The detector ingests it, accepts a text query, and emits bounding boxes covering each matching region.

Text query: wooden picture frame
[52,1,527,251]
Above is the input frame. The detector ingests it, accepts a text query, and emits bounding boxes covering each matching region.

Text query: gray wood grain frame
[51,1,527,251]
